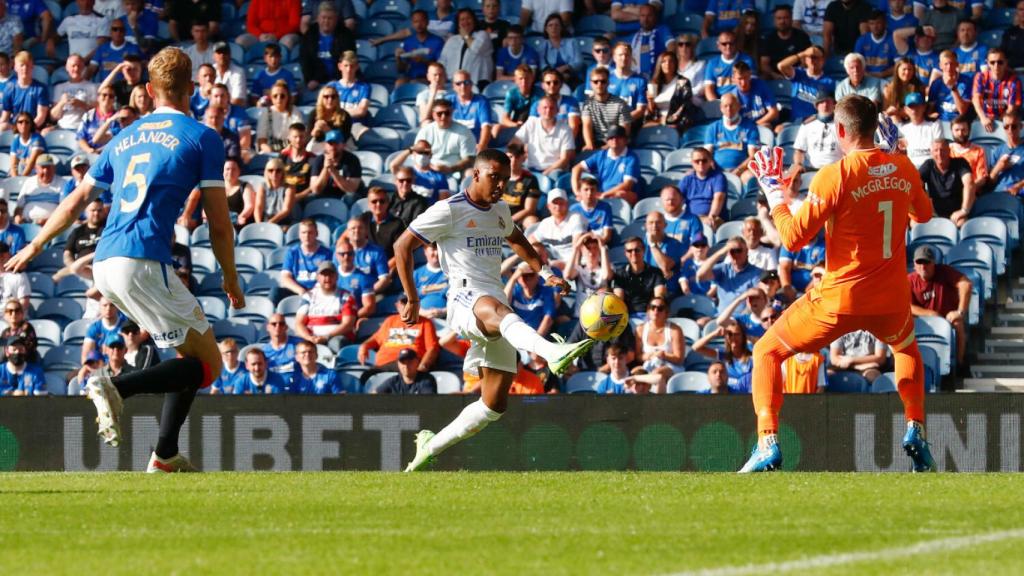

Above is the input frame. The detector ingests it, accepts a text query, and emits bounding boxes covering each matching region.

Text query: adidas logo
[467,220,477,228]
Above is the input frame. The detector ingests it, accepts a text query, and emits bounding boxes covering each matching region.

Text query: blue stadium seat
[729,197,759,219]
[357,127,402,154]
[335,370,362,394]
[350,197,370,218]
[669,294,716,319]
[483,79,515,103]
[61,318,92,346]
[979,30,1002,49]
[946,239,995,301]
[604,197,632,228]
[982,7,1013,30]
[354,150,384,178]
[197,295,228,322]
[190,223,211,247]
[971,192,1021,249]
[714,220,744,245]
[35,298,83,327]
[663,148,694,172]
[372,103,416,131]
[364,371,398,393]
[212,319,259,346]
[960,216,1008,276]
[576,15,614,37]
[826,371,867,393]
[364,60,399,85]
[27,272,54,298]
[277,294,305,316]
[776,123,800,148]
[634,126,679,153]
[669,317,701,345]
[870,373,897,393]
[229,295,275,323]
[302,198,349,229]
[633,148,663,181]
[356,19,394,40]
[909,217,958,254]
[757,125,775,148]
[190,247,217,276]
[337,344,370,367]
[565,371,601,393]
[199,271,247,297]
[915,316,954,377]
[667,371,710,393]
[29,319,61,346]
[679,124,706,148]
[918,345,940,392]
[356,316,385,340]
[431,371,463,394]
[631,197,662,221]
[55,275,90,298]
[368,0,411,22]
[246,271,280,296]
[390,82,426,106]
[43,345,81,371]
[669,12,702,34]
[245,153,277,175]
[27,247,64,274]
[233,246,266,279]
[696,37,720,59]
[238,222,285,250]
[44,371,67,395]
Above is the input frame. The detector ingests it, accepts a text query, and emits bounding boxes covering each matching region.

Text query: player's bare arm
[5,180,99,273]
[200,186,245,309]
[395,229,426,326]
[506,226,570,294]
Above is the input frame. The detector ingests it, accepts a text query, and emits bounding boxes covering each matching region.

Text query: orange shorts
[773,292,916,354]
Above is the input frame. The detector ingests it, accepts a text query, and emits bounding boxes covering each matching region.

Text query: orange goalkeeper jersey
[771,149,933,315]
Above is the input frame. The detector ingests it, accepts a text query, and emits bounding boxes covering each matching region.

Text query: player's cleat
[404,430,436,472]
[738,436,783,473]
[902,420,936,473]
[85,369,123,447]
[147,452,198,473]
[549,337,596,376]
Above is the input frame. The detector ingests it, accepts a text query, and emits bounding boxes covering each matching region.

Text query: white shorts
[93,257,210,349]
[447,284,517,376]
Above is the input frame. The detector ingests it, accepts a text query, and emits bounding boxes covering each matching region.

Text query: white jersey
[793,119,842,169]
[409,192,515,294]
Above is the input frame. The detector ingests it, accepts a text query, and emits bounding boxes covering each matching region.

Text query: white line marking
[667,528,1024,576]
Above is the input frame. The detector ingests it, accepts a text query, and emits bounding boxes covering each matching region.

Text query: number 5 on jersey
[121,153,151,213]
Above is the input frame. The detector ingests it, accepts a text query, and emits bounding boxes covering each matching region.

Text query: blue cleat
[903,421,937,472]
[738,436,782,473]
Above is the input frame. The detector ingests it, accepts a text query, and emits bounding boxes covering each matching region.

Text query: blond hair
[13,50,31,66]
[148,47,193,103]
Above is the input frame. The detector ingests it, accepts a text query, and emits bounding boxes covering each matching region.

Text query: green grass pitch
[2,472,1023,575]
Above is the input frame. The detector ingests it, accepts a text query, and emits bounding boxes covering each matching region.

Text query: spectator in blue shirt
[692,318,753,392]
[530,68,581,139]
[9,110,44,176]
[678,147,728,228]
[572,125,642,204]
[705,93,759,183]
[703,31,757,101]
[211,338,248,395]
[697,236,764,315]
[0,199,25,254]
[235,347,287,394]
[371,10,445,85]
[448,69,495,150]
[952,19,987,84]
[505,261,557,334]
[274,219,331,304]
[334,235,377,319]
[658,184,707,247]
[569,176,614,243]
[721,60,779,127]
[913,0,983,22]
[887,0,917,34]
[343,217,390,293]
[854,10,898,78]
[643,211,686,280]
[327,51,370,126]
[704,0,755,37]
[0,337,44,396]
[910,26,940,86]
[389,142,450,203]
[496,64,541,138]
[91,20,143,82]
[7,0,52,43]
[414,243,449,319]
[0,51,48,131]
[630,4,675,78]
[777,45,836,123]
[495,24,539,80]
[927,50,972,122]
[780,230,826,297]
[594,344,631,395]
[119,0,159,52]
[251,43,296,105]
[289,340,341,394]
[715,286,772,341]
[262,313,302,376]
[81,297,126,365]
[610,42,648,123]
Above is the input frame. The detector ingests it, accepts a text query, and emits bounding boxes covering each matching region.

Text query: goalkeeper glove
[876,113,901,154]
[748,146,789,211]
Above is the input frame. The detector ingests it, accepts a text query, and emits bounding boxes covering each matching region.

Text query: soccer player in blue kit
[6,47,245,473]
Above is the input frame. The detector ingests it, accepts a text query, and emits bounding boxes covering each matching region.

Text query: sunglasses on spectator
[693,158,709,164]
[648,304,666,311]
[267,321,284,326]
[266,168,282,173]
[111,26,124,31]
[1007,123,1022,130]
[718,41,734,46]
[544,80,560,85]
[625,247,643,253]
[434,110,450,116]
[4,307,21,314]
[988,59,1005,65]
[593,47,608,53]
[454,80,473,86]
[370,198,388,204]
[591,78,607,84]
[729,248,744,254]
[397,178,413,183]
[336,251,354,257]
[321,94,337,99]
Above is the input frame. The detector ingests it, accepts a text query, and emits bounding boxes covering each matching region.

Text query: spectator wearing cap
[991,111,1024,194]
[91,18,142,83]
[120,320,159,373]
[341,217,390,294]
[235,347,287,395]
[613,236,667,317]
[53,197,104,285]
[262,312,302,376]
[295,260,358,349]
[210,42,247,106]
[835,53,884,107]
[182,20,215,76]
[211,338,246,394]
[0,337,45,396]
[100,333,129,378]
[358,294,440,375]
[289,340,341,394]
[918,139,974,226]
[776,45,836,124]
[528,188,587,266]
[909,245,971,365]
[9,109,44,177]
[15,153,60,225]
[333,235,376,319]
[505,261,557,336]
[309,129,364,200]
[514,96,574,176]
[413,243,448,319]
[0,51,48,132]
[702,31,756,102]
[374,348,438,395]
[705,93,759,183]
[926,50,972,123]
[299,3,355,91]
[720,61,778,127]
[414,99,476,176]
[830,329,888,384]
[853,10,898,78]
[238,0,301,51]
[759,5,811,80]
[326,51,371,128]
[972,48,1022,132]
[0,200,23,256]
[571,125,641,205]
[582,67,631,152]
[898,92,943,167]
[698,235,764,315]
[678,147,727,231]
[50,54,98,132]
[1002,1,1024,69]
[56,0,110,68]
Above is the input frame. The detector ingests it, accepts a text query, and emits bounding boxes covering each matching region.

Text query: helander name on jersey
[113,128,182,155]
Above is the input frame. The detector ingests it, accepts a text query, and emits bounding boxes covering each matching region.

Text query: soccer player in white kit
[395,149,594,472]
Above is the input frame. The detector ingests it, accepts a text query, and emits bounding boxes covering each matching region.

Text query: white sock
[499,314,561,363]
[427,399,502,456]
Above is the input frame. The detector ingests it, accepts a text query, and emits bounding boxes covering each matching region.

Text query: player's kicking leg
[890,338,936,472]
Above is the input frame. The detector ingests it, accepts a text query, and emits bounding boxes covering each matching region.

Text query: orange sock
[752,329,790,436]
[894,340,925,423]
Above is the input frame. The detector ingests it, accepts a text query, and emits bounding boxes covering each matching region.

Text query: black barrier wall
[0,395,1021,472]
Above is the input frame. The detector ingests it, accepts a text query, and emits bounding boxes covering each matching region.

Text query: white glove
[876,113,901,154]
[748,146,789,211]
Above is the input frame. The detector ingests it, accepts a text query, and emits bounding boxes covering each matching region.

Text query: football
[579,291,630,341]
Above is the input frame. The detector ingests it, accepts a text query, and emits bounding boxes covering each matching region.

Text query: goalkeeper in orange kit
[740,95,937,473]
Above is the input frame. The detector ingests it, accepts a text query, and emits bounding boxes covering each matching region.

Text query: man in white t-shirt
[788,92,842,193]
[395,149,592,472]
[15,155,61,225]
[56,0,110,64]
[515,95,575,176]
[528,188,586,265]
[520,0,572,35]
[899,91,943,168]
[50,54,97,131]
[212,41,247,106]
[792,0,829,36]
[0,241,30,309]
[415,99,477,175]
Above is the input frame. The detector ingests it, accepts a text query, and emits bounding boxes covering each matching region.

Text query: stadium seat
[190,247,217,276]
[918,344,940,392]
[55,275,90,298]
[276,294,305,316]
[44,129,78,156]
[946,239,995,301]
[357,127,402,154]
[334,371,362,394]
[35,298,83,327]
[696,36,719,59]
[960,216,1008,276]
[228,295,275,323]
[565,371,601,394]
[364,60,399,86]
[245,153,277,175]
[914,316,954,376]
[356,317,385,341]
[575,15,614,37]
[714,220,744,245]
[632,197,662,221]
[634,126,679,153]
[233,246,266,279]
[979,30,1002,49]
[356,18,394,40]
[431,371,462,394]
[668,317,701,345]
[604,197,632,228]
[354,150,385,179]
[826,371,868,393]
[44,371,67,395]
[870,373,897,393]
[663,148,694,172]
[669,12,702,34]
[728,197,759,219]
[364,371,398,393]
[191,223,211,247]
[246,271,280,296]
[212,319,259,346]
[669,294,716,320]
[238,222,285,250]
[666,371,709,393]
[61,318,92,346]
[971,192,1021,249]
[29,319,61,347]
[633,148,663,180]
[43,345,82,372]
[368,0,411,22]
[197,295,228,322]
[27,272,54,298]
[301,198,348,230]
[372,104,417,131]
[483,80,515,104]
[909,217,958,254]
[199,271,247,297]
[27,247,64,274]
[390,82,427,106]
[679,125,706,148]
[982,7,1013,29]
[337,344,371,367]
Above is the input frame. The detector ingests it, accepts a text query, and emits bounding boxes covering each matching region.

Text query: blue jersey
[735,312,766,339]
[289,366,341,394]
[351,243,388,278]
[252,67,297,97]
[721,79,776,122]
[912,0,982,20]
[337,268,374,301]
[529,94,580,123]
[92,42,143,81]
[119,11,159,45]
[263,336,301,375]
[496,45,540,75]
[10,133,44,174]
[412,168,447,202]
[233,371,287,395]
[992,144,1024,192]
[88,108,226,265]
[680,258,712,296]
[854,33,898,76]
[912,50,940,85]
[927,76,972,121]
[1,80,49,115]
[569,201,614,234]
[704,53,756,92]
[705,0,754,34]
[214,365,248,394]
[954,43,988,84]
[76,108,122,150]
[414,264,448,310]
[225,105,251,135]
[448,93,494,139]
[788,67,836,121]
[644,236,685,270]
[594,373,627,394]
[582,149,642,192]
[189,91,209,118]
[327,79,370,116]
[7,0,47,38]
[283,244,332,290]
[0,362,45,395]
[509,283,556,330]
[663,212,706,249]
[725,354,752,393]
[401,33,445,79]
[887,12,917,32]
[86,315,126,347]
[780,234,826,291]
[607,71,648,109]
[0,222,26,253]
[679,171,727,217]
[706,119,759,169]
[711,261,763,314]
[630,24,674,78]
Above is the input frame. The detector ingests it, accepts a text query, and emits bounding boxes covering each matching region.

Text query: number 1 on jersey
[121,153,151,213]
[877,200,893,259]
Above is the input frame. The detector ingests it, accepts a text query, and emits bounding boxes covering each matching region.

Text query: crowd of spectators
[0,0,1020,398]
